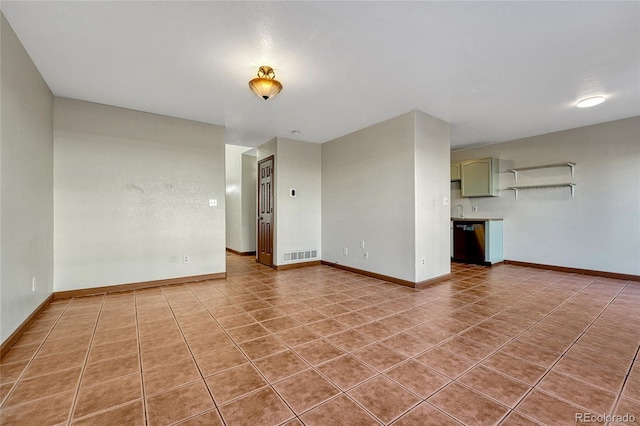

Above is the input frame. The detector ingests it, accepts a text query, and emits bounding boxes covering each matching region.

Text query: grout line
[132,289,150,426]
[0,300,70,410]
[604,281,640,426]
[5,257,633,426]
[65,294,106,425]
[501,278,632,425]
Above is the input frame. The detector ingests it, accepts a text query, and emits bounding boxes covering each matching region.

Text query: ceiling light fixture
[576,96,606,108]
[249,66,282,100]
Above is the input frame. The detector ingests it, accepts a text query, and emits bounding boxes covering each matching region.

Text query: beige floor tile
[194,345,248,377]
[205,363,267,405]
[317,355,377,391]
[0,390,74,426]
[218,387,294,426]
[141,341,191,370]
[71,400,145,426]
[352,343,407,372]
[415,347,476,378]
[515,389,590,426]
[82,352,140,387]
[300,394,381,426]
[458,365,531,408]
[173,408,224,426]
[428,382,509,426]
[537,371,618,414]
[552,355,627,393]
[393,402,463,426]
[273,369,340,414]
[143,358,201,396]
[4,366,82,408]
[73,372,142,419]
[252,349,309,383]
[275,326,319,347]
[348,375,420,424]
[0,360,28,384]
[146,380,215,426]
[293,339,345,366]
[3,255,640,426]
[385,360,450,399]
[238,335,287,360]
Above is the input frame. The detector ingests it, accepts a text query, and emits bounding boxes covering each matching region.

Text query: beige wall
[54,98,226,291]
[276,138,322,266]
[322,111,450,283]
[225,145,254,253]
[240,152,257,253]
[451,116,640,275]
[0,13,54,341]
[256,137,322,266]
[414,111,451,281]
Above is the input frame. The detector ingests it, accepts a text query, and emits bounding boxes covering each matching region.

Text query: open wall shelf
[508,162,575,182]
[506,183,576,200]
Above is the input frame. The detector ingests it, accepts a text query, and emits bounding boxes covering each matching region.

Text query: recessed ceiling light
[291,130,301,135]
[576,96,606,108]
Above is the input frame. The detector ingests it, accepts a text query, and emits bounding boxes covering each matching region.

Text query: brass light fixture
[249,66,282,100]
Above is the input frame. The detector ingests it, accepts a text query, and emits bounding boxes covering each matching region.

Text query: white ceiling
[2,1,639,149]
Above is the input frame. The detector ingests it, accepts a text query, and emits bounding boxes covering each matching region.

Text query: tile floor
[1,253,639,425]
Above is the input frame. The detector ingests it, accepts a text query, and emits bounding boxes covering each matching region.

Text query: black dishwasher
[452,221,486,265]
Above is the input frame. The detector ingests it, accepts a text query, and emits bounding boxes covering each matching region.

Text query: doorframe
[257,155,275,267]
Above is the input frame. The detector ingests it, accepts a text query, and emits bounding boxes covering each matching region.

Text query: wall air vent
[282,250,318,262]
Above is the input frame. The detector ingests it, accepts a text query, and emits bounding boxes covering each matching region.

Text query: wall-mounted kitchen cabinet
[450,162,461,181]
[460,157,499,197]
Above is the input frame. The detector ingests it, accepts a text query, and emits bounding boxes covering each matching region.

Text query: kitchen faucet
[456,204,464,218]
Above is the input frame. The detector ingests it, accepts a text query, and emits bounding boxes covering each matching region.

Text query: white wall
[414,111,451,282]
[240,152,257,253]
[451,117,640,276]
[225,145,253,253]
[54,98,226,291]
[275,138,322,266]
[0,13,54,342]
[322,112,419,282]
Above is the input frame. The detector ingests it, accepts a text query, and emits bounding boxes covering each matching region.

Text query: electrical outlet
[343,248,348,256]
[472,205,479,212]
[183,255,190,264]
[421,258,426,266]
[209,199,217,207]
[364,252,368,259]
[32,277,36,292]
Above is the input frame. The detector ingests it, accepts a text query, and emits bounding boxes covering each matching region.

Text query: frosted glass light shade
[249,66,282,100]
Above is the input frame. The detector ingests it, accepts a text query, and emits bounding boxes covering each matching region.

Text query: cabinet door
[450,163,461,181]
[460,158,498,197]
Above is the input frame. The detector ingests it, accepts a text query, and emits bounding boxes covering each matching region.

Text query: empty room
[1,1,639,426]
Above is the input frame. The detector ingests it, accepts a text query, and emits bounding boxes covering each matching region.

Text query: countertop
[450,217,503,221]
